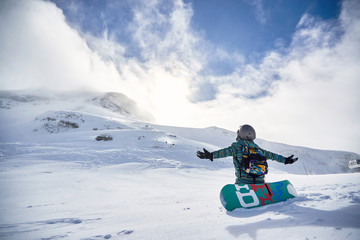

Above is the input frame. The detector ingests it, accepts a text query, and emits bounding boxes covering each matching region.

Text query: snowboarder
[197,124,298,184]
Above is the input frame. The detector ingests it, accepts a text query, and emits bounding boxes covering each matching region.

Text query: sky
[0,0,359,153]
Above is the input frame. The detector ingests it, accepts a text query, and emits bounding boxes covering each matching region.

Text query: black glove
[285,155,298,164]
[197,148,213,161]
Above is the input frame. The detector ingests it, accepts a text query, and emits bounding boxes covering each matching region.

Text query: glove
[285,155,298,164]
[197,148,213,161]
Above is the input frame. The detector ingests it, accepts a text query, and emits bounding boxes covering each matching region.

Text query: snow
[0,90,359,240]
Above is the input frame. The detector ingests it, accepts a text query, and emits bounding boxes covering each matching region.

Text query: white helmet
[237,124,256,141]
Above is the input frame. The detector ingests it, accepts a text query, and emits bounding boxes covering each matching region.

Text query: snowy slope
[151,125,360,175]
[0,90,359,240]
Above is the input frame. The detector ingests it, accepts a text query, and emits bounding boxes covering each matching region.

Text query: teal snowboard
[220,180,297,211]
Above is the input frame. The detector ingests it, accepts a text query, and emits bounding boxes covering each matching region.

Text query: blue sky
[0,0,359,152]
[187,0,340,57]
[50,0,341,62]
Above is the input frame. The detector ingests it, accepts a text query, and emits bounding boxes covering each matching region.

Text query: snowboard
[220,180,297,211]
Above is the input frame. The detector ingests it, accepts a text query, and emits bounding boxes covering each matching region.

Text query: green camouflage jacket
[212,139,286,184]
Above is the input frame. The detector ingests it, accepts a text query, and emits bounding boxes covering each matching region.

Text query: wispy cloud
[244,0,267,24]
[0,0,121,92]
[0,0,359,152]
[203,0,360,151]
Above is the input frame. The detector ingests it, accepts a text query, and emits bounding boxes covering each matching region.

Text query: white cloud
[244,0,267,24]
[0,0,206,124]
[190,0,360,152]
[0,0,359,152]
[0,0,123,92]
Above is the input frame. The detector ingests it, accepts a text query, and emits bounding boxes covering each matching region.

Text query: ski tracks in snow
[0,217,135,240]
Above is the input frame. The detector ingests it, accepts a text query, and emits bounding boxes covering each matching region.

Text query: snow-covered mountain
[0,90,359,240]
[0,90,154,122]
[1,90,357,174]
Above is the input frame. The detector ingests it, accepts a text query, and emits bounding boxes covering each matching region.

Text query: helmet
[237,124,256,141]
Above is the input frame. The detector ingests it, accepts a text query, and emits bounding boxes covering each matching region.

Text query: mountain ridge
[0,89,358,174]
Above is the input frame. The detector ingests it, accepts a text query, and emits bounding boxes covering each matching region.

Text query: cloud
[192,0,360,152]
[244,0,267,24]
[0,0,359,152]
[0,0,122,92]
[0,0,208,123]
